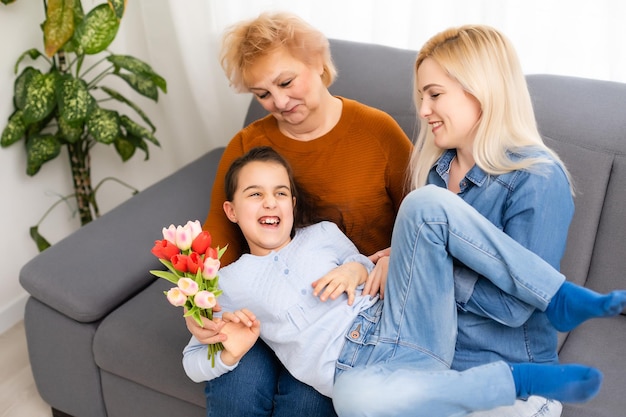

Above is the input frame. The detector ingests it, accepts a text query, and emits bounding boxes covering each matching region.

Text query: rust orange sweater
[203,97,413,265]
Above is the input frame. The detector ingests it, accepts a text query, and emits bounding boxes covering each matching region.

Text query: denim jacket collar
[434,149,488,191]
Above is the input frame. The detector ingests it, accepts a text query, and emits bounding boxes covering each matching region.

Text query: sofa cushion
[559,315,626,417]
[93,278,205,407]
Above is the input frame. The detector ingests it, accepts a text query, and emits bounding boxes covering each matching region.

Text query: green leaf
[108,55,167,95]
[99,86,156,131]
[149,270,180,285]
[26,134,62,176]
[43,0,76,57]
[14,67,39,110]
[120,115,160,146]
[14,49,44,74]
[108,54,153,75]
[1,110,26,147]
[87,107,120,144]
[116,72,159,101]
[73,3,120,55]
[30,226,52,252]
[114,135,135,161]
[108,0,126,20]
[58,116,84,144]
[56,75,93,123]
[22,72,59,124]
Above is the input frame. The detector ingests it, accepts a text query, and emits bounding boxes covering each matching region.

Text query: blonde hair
[220,12,337,92]
[409,25,572,193]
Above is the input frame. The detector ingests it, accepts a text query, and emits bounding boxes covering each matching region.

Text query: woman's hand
[184,303,227,345]
[311,262,368,306]
[364,247,391,299]
[219,309,261,366]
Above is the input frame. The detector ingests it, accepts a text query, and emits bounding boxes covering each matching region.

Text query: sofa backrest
[526,75,626,292]
[244,39,626,293]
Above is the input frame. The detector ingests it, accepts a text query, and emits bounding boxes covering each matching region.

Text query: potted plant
[1,0,166,250]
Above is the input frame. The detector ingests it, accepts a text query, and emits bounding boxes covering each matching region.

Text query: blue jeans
[333,186,565,417]
[205,339,336,417]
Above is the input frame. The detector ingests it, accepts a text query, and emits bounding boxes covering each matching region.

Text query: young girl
[182,146,624,416]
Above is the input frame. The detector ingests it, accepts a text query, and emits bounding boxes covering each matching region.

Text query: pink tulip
[194,291,217,309]
[166,288,187,307]
[162,224,177,244]
[186,220,203,240]
[202,257,220,279]
[175,225,193,251]
[177,278,198,296]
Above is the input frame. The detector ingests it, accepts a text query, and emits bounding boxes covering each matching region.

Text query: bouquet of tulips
[150,220,227,366]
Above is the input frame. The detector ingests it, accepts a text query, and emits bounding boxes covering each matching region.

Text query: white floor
[0,321,52,417]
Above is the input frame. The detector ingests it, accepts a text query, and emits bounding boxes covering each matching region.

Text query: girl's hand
[219,309,261,365]
[311,262,368,306]
[184,303,226,345]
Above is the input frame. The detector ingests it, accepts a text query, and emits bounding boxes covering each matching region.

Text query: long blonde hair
[220,12,337,92]
[409,25,572,193]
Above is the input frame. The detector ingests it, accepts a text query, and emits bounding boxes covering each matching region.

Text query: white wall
[0,1,245,333]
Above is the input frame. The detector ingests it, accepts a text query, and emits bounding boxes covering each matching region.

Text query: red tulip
[171,254,189,273]
[151,239,180,261]
[205,246,218,259]
[191,231,212,255]
[187,252,203,274]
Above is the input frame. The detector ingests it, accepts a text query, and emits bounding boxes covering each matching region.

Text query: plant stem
[67,142,95,225]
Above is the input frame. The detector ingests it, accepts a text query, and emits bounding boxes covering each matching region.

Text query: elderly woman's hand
[363,247,391,299]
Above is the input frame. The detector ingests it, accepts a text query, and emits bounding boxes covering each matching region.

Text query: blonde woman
[332,25,626,416]
[411,24,573,416]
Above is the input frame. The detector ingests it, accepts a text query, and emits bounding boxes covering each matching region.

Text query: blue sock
[545,281,626,332]
[510,363,603,403]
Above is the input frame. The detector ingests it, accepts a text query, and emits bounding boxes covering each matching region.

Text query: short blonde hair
[220,12,337,92]
[410,24,572,193]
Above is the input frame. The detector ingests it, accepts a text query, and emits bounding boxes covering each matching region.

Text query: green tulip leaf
[22,72,59,124]
[120,115,160,146]
[58,116,84,144]
[30,226,52,252]
[74,3,120,55]
[114,135,135,161]
[14,67,40,110]
[1,110,26,148]
[43,0,76,57]
[99,86,156,131]
[57,75,93,123]
[87,107,120,144]
[26,134,62,176]
[115,72,159,101]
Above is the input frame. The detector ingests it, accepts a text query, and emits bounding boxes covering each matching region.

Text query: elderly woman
[186,12,413,417]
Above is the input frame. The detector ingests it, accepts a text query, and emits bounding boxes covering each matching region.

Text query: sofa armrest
[20,147,225,323]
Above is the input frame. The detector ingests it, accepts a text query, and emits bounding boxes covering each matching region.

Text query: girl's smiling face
[417,58,482,152]
[223,160,296,256]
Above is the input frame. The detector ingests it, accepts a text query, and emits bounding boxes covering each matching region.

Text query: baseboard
[0,293,29,335]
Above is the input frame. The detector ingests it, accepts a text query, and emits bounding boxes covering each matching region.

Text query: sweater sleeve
[182,336,239,383]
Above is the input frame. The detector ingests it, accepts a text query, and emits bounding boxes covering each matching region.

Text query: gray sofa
[20,39,626,417]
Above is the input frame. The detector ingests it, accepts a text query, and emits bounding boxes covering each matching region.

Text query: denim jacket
[428,148,574,369]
